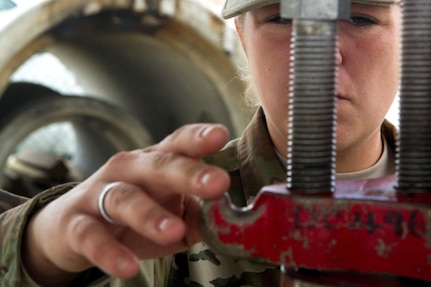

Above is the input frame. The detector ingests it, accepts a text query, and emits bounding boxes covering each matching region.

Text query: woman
[0,0,402,286]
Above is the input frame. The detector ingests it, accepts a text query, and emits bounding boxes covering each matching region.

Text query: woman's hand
[22,124,230,286]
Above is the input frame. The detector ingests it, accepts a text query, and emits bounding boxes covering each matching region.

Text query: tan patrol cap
[222,0,402,19]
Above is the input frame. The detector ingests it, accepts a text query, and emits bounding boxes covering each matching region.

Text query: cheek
[376,55,399,112]
[351,34,400,103]
[361,31,400,79]
[249,45,291,103]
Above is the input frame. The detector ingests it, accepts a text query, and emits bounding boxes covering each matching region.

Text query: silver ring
[98,182,121,224]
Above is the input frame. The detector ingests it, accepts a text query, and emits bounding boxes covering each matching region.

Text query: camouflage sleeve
[108,258,170,287]
[0,184,172,287]
[0,183,76,286]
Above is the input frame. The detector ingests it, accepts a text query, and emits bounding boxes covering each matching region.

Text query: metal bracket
[200,175,431,282]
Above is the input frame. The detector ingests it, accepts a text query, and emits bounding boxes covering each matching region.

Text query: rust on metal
[201,175,431,282]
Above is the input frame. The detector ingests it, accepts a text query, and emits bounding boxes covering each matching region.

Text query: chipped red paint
[201,175,431,282]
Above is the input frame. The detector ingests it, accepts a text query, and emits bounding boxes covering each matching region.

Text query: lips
[336,94,348,101]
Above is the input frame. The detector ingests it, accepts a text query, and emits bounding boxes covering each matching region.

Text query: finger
[93,124,230,199]
[102,182,187,245]
[108,150,230,200]
[155,124,229,158]
[144,150,230,199]
[66,214,140,278]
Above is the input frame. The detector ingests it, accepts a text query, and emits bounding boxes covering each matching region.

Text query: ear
[234,17,247,55]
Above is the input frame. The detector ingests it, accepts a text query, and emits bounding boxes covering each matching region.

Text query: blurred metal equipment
[0,87,151,192]
[201,0,431,286]
[0,0,250,192]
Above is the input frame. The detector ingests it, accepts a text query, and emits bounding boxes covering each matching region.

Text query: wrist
[21,210,79,286]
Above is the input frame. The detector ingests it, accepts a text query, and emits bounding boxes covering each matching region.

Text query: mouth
[336,94,348,101]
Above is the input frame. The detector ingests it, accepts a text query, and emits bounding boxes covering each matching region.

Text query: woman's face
[236,4,401,172]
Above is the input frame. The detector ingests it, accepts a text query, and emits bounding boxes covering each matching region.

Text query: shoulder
[0,190,28,213]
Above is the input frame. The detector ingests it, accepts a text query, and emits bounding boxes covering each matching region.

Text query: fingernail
[199,125,214,138]
[158,218,174,232]
[116,256,131,271]
[200,171,213,186]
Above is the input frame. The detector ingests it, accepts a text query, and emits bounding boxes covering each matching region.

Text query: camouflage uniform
[0,107,397,286]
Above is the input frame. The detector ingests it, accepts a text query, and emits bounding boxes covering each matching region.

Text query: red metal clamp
[200,175,431,284]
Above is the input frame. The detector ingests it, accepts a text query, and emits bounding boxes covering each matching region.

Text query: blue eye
[268,16,292,25]
[349,16,377,27]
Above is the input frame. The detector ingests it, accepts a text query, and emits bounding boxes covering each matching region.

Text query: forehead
[250,2,395,15]
[222,0,401,19]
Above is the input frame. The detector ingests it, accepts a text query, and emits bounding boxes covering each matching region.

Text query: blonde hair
[235,15,260,111]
